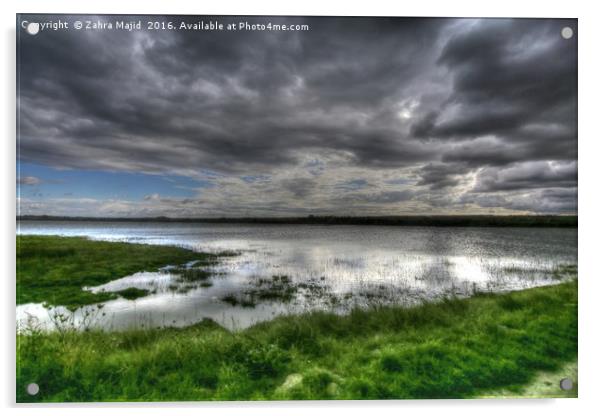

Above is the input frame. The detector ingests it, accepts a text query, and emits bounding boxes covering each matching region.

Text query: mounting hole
[559,377,573,391]
[26,382,39,395]
[561,27,574,39]
[25,22,40,36]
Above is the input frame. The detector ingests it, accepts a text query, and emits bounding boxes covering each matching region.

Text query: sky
[17,16,577,217]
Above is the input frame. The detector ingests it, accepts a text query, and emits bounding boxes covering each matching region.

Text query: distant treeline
[17,215,577,228]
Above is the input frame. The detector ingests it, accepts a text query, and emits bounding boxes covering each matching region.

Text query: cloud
[473,161,577,193]
[17,16,577,215]
[17,176,41,186]
[415,163,472,190]
[18,16,446,175]
[411,19,577,162]
[280,177,316,199]
[461,188,577,213]
[335,179,370,191]
[143,193,161,201]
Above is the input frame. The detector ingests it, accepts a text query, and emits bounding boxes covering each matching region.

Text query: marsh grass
[173,268,213,282]
[17,235,218,309]
[251,275,297,302]
[165,263,220,294]
[115,288,151,300]
[220,275,306,308]
[553,264,578,280]
[17,279,577,402]
[221,294,257,308]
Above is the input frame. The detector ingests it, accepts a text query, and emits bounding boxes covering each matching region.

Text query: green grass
[17,279,577,402]
[17,235,217,309]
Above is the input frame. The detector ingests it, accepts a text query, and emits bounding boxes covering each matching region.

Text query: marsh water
[17,221,577,331]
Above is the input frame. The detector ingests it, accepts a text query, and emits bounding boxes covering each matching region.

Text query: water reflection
[17,221,577,331]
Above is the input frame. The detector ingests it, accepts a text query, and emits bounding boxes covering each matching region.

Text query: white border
[2,1,601,415]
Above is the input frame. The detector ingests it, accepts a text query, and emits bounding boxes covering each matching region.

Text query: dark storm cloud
[17,15,577,214]
[473,161,577,193]
[411,19,577,163]
[415,163,471,190]
[18,15,445,174]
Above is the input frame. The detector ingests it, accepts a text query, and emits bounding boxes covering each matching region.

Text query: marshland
[16,219,578,401]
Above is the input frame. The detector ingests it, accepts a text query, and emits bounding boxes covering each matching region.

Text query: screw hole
[559,377,573,391]
[26,382,39,395]
[561,27,574,39]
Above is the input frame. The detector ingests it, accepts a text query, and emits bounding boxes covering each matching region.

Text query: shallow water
[16,221,577,331]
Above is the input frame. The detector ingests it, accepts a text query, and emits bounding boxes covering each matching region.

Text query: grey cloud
[280,177,316,199]
[335,179,370,191]
[415,163,471,190]
[473,161,577,193]
[17,15,577,215]
[412,19,576,163]
[19,16,447,175]
[339,190,416,204]
[462,188,577,213]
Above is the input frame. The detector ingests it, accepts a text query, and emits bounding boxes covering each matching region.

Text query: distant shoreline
[17,215,577,228]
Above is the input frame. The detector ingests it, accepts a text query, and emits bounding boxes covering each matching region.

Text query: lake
[16,221,577,331]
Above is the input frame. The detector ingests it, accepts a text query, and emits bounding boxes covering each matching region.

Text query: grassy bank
[17,235,217,309]
[17,279,577,402]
